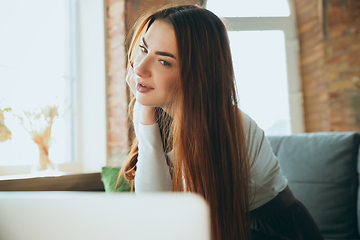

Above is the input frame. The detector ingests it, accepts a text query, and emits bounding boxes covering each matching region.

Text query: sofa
[100,131,360,239]
[267,131,360,240]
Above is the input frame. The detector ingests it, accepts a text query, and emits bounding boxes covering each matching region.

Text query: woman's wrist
[140,105,156,125]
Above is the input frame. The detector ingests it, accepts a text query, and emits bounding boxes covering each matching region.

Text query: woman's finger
[126,67,136,95]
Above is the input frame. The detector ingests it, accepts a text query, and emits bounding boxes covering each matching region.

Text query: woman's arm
[127,68,172,192]
[240,109,288,209]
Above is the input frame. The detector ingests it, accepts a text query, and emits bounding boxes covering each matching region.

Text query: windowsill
[0,172,105,191]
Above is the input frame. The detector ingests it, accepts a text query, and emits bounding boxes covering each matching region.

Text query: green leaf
[101,166,132,192]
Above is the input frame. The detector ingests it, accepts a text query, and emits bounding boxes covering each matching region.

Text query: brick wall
[293,0,331,132]
[324,0,360,131]
[293,0,360,132]
[106,0,128,166]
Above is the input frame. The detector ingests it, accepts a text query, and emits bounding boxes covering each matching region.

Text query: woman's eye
[139,45,148,53]
[160,60,171,67]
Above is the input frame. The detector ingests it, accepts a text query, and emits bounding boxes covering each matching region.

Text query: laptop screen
[0,192,210,240]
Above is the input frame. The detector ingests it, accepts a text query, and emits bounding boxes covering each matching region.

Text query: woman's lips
[136,81,154,93]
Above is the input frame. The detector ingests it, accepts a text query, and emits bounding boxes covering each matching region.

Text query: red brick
[297,6,318,26]
[300,57,324,74]
[299,20,318,35]
[331,44,348,55]
[107,17,123,29]
[107,0,122,7]
[300,33,324,50]
[328,16,358,28]
[301,47,324,65]
[327,9,342,19]
[329,25,349,38]
[302,69,324,82]
[108,1,125,18]
[293,0,314,13]
[109,132,124,142]
[108,24,126,38]
[299,24,322,42]
[329,92,340,99]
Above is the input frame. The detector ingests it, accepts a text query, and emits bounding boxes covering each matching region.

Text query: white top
[133,101,288,211]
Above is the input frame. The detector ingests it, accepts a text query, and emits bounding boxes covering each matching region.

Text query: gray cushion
[267,132,360,240]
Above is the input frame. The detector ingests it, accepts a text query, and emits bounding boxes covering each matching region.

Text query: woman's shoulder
[236,108,262,137]
[236,108,272,165]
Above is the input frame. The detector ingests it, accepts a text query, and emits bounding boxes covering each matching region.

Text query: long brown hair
[119,5,251,240]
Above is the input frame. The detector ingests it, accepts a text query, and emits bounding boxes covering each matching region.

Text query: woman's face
[133,20,180,108]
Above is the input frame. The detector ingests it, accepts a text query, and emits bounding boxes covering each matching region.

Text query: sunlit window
[207,0,290,17]
[229,31,290,134]
[0,0,73,166]
[207,0,303,136]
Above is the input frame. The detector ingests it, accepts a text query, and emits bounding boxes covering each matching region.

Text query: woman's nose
[134,55,151,78]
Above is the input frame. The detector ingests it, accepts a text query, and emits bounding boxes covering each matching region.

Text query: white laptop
[0,192,210,240]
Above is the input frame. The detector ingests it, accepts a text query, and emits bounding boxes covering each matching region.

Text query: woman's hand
[126,66,137,96]
[139,105,156,125]
[127,66,156,125]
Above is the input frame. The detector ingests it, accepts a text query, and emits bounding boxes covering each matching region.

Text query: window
[0,0,107,176]
[207,0,304,135]
[0,0,72,168]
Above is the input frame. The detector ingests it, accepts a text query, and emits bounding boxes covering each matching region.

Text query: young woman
[119,4,324,240]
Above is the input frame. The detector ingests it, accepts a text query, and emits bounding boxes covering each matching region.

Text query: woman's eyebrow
[156,51,176,59]
[142,37,176,59]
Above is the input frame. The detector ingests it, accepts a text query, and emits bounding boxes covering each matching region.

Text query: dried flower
[17,105,59,171]
[18,106,59,141]
[0,108,12,143]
